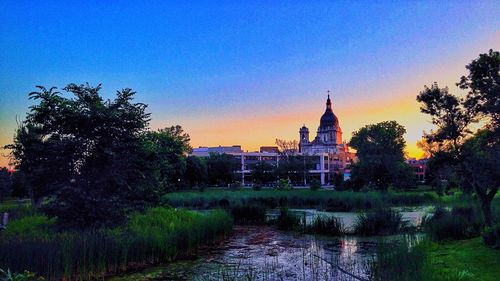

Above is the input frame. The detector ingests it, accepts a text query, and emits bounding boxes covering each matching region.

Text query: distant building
[298,94,357,183]
[192,145,243,157]
[406,158,427,183]
[259,146,279,153]
[190,95,356,187]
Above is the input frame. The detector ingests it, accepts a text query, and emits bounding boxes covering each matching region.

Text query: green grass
[1,215,56,239]
[0,207,233,280]
[161,189,441,211]
[426,238,500,281]
[0,200,37,221]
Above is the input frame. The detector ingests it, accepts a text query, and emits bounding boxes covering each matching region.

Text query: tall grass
[161,189,439,211]
[354,209,408,236]
[306,215,344,236]
[423,206,483,241]
[369,236,429,281]
[0,207,232,280]
[1,215,56,239]
[275,208,304,231]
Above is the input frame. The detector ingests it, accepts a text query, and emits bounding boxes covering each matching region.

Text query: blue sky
[1,1,499,166]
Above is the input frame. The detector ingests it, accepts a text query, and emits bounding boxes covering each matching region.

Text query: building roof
[319,95,339,128]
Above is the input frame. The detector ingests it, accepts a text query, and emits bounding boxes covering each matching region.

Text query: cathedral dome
[319,95,339,128]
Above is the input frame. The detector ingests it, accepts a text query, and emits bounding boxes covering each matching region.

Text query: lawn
[426,238,500,281]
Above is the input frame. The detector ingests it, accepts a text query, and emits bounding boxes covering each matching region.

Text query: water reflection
[110,207,432,281]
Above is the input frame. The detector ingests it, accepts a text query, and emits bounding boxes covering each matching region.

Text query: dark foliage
[185,156,208,188]
[306,215,344,236]
[354,209,408,236]
[349,121,415,191]
[5,84,159,227]
[230,204,267,224]
[206,153,239,186]
[482,224,500,249]
[423,206,483,241]
[0,168,12,200]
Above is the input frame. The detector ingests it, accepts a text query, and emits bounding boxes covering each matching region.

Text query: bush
[230,205,266,224]
[277,178,291,190]
[354,209,408,236]
[482,224,500,249]
[307,215,344,236]
[309,179,321,191]
[423,206,483,241]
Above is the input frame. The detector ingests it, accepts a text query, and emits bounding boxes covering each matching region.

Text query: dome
[320,110,339,128]
[319,95,339,128]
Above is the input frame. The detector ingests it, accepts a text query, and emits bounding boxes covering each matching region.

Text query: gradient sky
[1,1,499,168]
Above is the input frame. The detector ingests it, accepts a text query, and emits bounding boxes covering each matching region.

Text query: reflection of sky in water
[266,205,434,233]
[112,207,431,281]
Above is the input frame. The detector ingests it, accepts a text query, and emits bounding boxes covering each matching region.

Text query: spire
[326,90,332,109]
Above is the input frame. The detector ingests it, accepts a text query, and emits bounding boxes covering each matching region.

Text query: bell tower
[299,125,309,143]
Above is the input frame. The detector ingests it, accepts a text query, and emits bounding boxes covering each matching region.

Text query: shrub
[307,215,344,236]
[423,206,483,241]
[309,179,321,191]
[482,224,500,249]
[230,205,266,224]
[354,209,408,235]
[277,179,291,190]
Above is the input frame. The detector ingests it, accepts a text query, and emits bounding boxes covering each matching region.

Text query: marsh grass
[423,206,483,241]
[275,208,304,231]
[1,215,56,239]
[306,215,344,236]
[354,209,408,236]
[0,207,233,280]
[161,190,439,211]
[369,235,429,281]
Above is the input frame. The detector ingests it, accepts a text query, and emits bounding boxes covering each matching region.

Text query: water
[110,207,431,281]
[267,205,433,232]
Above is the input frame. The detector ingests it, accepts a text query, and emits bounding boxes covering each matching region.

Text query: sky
[0,1,499,168]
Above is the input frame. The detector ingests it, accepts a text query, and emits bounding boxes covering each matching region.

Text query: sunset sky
[1,1,499,168]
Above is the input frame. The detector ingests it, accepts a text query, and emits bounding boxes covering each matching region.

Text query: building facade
[190,95,356,187]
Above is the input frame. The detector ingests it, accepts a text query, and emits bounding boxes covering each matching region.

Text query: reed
[0,207,233,280]
[161,189,439,211]
[354,209,408,236]
[306,215,344,236]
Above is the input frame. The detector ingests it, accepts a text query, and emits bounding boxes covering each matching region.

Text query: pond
[267,205,434,232]
[110,207,431,281]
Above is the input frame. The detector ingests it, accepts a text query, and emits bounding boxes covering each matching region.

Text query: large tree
[275,138,310,185]
[417,49,499,227]
[206,153,239,186]
[349,121,415,191]
[184,155,208,188]
[0,168,12,200]
[6,84,157,227]
[141,126,191,191]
